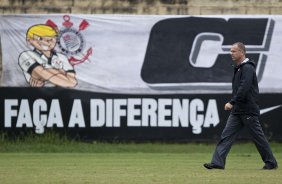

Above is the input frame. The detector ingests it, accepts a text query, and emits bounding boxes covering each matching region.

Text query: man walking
[203,42,278,170]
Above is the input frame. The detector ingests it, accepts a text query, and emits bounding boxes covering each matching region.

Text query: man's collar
[234,58,249,69]
[241,58,249,64]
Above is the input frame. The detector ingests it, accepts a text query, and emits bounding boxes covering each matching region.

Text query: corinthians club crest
[46,15,92,65]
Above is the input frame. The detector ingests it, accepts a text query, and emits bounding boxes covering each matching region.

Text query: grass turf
[0,142,281,184]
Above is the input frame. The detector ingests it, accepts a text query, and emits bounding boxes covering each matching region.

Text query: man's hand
[224,102,233,111]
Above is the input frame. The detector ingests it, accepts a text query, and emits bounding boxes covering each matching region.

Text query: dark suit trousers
[211,114,277,168]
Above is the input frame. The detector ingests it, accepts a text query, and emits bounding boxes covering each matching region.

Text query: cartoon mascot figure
[18,24,77,88]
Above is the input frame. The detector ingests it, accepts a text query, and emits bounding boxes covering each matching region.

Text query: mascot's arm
[31,66,77,88]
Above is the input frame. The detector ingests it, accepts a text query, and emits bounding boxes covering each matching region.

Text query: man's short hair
[233,42,246,54]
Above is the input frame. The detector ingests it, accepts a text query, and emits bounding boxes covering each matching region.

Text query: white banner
[1,14,282,94]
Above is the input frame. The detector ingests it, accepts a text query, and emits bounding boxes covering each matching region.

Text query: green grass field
[0,137,281,184]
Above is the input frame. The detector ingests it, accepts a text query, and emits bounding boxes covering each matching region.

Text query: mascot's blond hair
[26,24,57,39]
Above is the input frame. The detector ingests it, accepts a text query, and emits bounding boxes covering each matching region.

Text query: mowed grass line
[0,144,281,184]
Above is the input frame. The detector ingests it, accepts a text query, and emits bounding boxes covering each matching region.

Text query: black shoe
[203,163,224,170]
[262,164,278,170]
